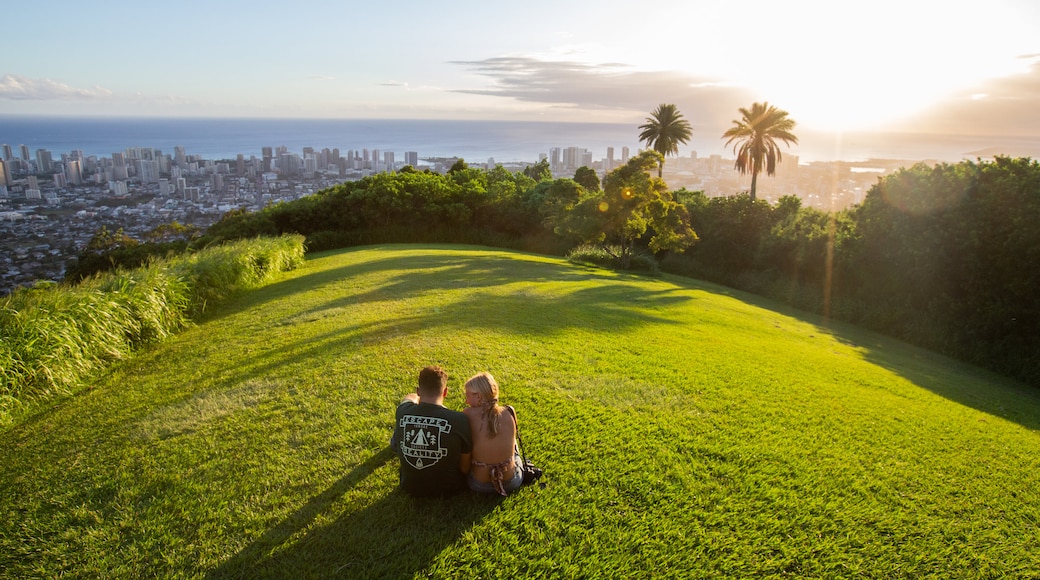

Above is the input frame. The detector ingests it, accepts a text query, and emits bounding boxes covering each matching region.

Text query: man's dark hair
[417,365,448,396]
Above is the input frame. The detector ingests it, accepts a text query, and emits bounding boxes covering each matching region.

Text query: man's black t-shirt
[393,401,472,497]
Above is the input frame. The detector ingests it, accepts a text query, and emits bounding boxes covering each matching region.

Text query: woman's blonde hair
[465,372,503,438]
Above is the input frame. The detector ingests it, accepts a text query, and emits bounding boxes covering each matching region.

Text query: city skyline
[2,0,1040,140]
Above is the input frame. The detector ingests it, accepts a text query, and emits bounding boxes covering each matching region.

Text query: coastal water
[2,116,1039,165]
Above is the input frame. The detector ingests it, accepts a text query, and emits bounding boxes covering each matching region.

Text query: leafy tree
[638,103,693,178]
[573,166,600,191]
[144,221,199,243]
[722,102,798,201]
[522,159,552,182]
[448,158,468,174]
[553,150,697,269]
[682,193,773,281]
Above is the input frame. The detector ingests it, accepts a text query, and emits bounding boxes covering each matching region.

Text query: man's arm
[401,392,419,404]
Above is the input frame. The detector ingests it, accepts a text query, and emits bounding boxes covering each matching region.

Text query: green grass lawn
[2,244,1039,579]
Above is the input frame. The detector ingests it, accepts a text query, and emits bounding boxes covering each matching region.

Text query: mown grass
[2,244,1039,578]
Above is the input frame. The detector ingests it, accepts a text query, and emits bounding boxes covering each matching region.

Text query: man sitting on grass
[391,365,472,497]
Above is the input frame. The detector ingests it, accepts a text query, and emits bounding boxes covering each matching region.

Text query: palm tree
[638,103,693,178]
[722,102,798,201]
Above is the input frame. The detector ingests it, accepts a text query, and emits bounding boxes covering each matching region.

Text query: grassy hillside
[2,245,1039,578]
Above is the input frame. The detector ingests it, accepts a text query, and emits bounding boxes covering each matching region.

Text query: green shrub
[566,245,660,275]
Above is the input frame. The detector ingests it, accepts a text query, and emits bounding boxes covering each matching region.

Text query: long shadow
[185,249,695,394]
[206,447,396,579]
[206,447,504,579]
[200,244,647,323]
[655,271,1040,432]
[825,320,1040,431]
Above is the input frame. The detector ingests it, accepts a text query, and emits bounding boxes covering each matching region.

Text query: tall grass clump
[0,235,305,429]
[86,264,192,345]
[168,235,306,316]
[0,284,136,415]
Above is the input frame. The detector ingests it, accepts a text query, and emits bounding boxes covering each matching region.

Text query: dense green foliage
[548,151,697,268]
[203,165,567,256]
[0,235,305,427]
[65,222,202,282]
[2,246,1037,578]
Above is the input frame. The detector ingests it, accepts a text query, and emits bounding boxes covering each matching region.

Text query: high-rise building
[777,154,799,179]
[562,147,586,171]
[262,147,273,172]
[174,146,187,168]
[35,149,53,173]
[19,145,30,162]
[405,151,418,167]
[136,159,160,183]
[303,155,317,176]
[1,145,13,160]
[27,176,39,190]
[65,160,83,185]
[112,152,129,180]
[606,147,615,172]
[53,172,67,189]
[622,147,630,164]
[383,151,394,169]
[279,152,302,175]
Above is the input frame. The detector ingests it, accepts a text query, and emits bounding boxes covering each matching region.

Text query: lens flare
[598,201,609,212]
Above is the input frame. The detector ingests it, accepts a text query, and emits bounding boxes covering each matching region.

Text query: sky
[3,0,1040,139]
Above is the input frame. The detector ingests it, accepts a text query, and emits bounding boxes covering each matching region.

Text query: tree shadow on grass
[827,323,1040,432]
[206,446,503,580]
[186,249,694,395]
[201,245,658,323]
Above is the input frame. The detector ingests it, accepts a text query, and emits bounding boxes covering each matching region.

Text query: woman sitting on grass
[463,372,522,496]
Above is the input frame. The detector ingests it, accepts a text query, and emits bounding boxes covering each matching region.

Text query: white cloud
[450,56,755,126]
[0,74,112,101]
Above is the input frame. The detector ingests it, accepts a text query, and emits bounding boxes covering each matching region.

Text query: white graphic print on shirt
[400,415,452,470]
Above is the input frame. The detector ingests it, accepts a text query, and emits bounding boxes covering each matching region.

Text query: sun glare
[658,0,1040,133]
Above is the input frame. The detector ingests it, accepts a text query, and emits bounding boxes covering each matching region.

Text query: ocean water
[0,117,646,164]
[1,116,1038,165]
